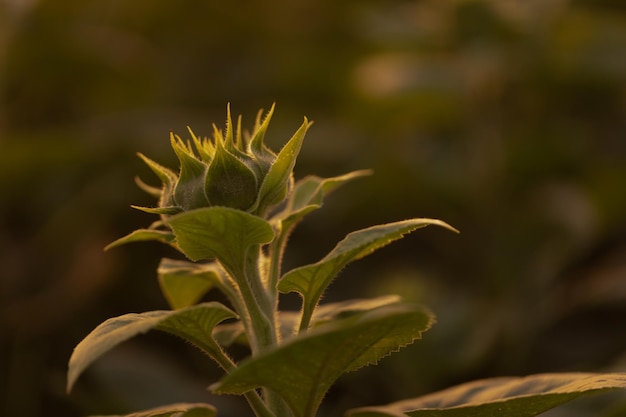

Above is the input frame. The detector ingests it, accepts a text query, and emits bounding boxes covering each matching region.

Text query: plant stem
[211,348,277,417]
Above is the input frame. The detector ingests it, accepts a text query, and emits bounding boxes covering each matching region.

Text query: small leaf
[67,302,236,393]
[157,258,225,309]
[131,205,183,215]
[187,127,213,163]
[275,170,372,227]
[104,229,176,251]
[346,373,626,417]
[89,402,216,417]
[205,141,258,210]
[251,117,312,214]
[213,321,247,347]
[211,303,434,417]
[166,207,275,274]
[278,218,458,330]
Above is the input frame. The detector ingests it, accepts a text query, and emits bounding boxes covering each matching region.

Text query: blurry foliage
[1,0,626,416]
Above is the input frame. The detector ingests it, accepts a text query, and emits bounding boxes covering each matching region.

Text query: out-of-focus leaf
[157,258,224,309]
[211,303,434,417]
[213,296,401,346]
[346,373,626,417]
[67,302,236,393]
[278,295,403,340]
[90,402,216,417]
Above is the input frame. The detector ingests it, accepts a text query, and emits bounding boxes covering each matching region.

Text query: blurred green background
[2,0,626,416]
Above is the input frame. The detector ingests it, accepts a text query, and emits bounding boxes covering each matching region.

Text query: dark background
[2,1,626,416]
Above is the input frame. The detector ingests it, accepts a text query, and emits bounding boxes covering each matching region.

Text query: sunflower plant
[67,105,626,417]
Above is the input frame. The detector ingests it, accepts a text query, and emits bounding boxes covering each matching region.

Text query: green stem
[298,302,314,334]
[210,348,276,417]
[267,223,287,297]
[240,245,277,352]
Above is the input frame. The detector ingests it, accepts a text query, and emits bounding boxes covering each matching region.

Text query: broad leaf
[211,303,434,417]
[90,402,216,417]
[157,258,225,309]
[347,373,626,417]
[278,218,457,330]
[105,229,176,251]
[67,302,236,393]
[166,207,274,274]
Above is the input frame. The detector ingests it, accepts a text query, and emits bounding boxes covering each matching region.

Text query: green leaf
[211,303,434,417]
[89,402,216,417]
[251,117,312,214]
[157,258,225,309]
[213,321,247,347]
[166,207,274,274]
[275,170,372,227]
[131,205,183,215]
[104,229,176,251]
[346,373,626,417]
[67,302,236,393]
[205,141,258,210]
[278,218,458,331]
[170,134,211,210]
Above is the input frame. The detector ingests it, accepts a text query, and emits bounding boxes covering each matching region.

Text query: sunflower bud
[134,104,312,218]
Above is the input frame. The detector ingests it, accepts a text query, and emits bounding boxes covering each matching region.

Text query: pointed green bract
[278,218,458,331]
[67,302,236,393]
[89,403,217,417]
[249,104,277,174]
[205,142,259,210]
[166,206,274,273]
[170,134,210,210]
[346,373,626,417]
[137,152,179,208]
[134,176,162,198]
[211,303,435,417]
[157,258,225,309]
[104,228,175,251]
[251,118,311,214]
